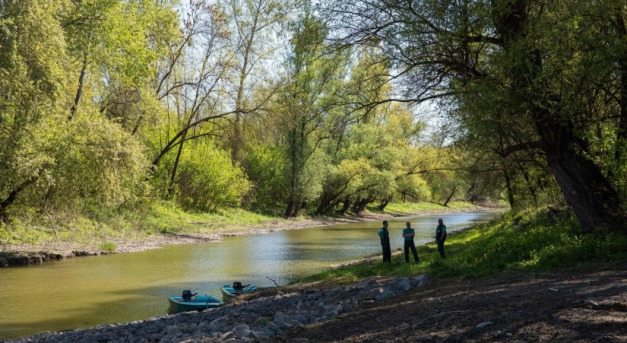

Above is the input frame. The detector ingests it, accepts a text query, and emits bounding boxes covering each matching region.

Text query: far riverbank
[0,202,500,267]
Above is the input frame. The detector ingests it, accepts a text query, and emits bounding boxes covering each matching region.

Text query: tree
[0,0,69,220]
[278,12,348,217]
[326,0,626,232]
[221,0,290,164]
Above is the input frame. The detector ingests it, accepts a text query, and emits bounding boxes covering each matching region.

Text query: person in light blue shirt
[378,220,391,263]
[402,221,420,263]
[435,218,447,258]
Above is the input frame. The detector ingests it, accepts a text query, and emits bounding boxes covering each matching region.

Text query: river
[0,211,499,339]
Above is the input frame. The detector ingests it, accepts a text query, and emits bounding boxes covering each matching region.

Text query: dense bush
[175,142,251,212]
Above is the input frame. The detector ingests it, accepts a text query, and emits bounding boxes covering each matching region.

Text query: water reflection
[0,211,499,339]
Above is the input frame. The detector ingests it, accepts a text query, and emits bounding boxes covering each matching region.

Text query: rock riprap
[5,275,429,343]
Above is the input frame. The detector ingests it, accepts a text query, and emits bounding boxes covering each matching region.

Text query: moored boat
[220,284,257,301]
[168,295,223,313]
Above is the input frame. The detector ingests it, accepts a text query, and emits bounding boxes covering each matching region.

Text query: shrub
[175,141,251,212]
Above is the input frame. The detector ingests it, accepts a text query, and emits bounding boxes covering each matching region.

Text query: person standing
[378,220,391,263]
[436,218,447,258]
[402,221,420,263]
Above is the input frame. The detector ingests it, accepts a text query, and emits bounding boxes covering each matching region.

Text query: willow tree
[279,12,348,217]
[326,0,626,232]
[221,0,291,164]
[0,0,69,221]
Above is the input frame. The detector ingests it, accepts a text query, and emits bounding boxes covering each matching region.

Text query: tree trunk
[443,185,458,207]
[493,0,622,232]
[69,57,88,121]
[614,7,627,165]
[167,130,187,197]
[518,162,538,207]
[0,178,37,222]
[502,169,515,208]
[536,120,620,232]
[284,198,294,219]
[378,196,391,211]
[339,197,350,215]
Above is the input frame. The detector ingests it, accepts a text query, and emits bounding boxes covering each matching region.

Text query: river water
[0,211,499,339]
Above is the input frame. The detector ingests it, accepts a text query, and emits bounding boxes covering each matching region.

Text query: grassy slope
[298,209,627,284]
[0,201,481,249]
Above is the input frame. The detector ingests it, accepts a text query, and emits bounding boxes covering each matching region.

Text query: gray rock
[196,321,209,333]
[340,301,352,313]
[353,278,377,289]
[266,322,282,334]
[220,331,235,340]
[323,304,342,318]
[232,324,250,338]
[412,274,429,288]
[209,316,229,333]
[396,278,412,292]
[476,321,493,329]
[273,311,288,325]
[296,300,304,311]
[251,330,272,340]
[375,289,396,301]
[166,324,182,336]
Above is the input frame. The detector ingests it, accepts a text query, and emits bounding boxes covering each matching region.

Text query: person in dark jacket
[435,218,447,258]
[402,221,420,263]
[378,220,391,263]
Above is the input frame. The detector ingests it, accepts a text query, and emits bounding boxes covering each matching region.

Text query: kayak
[168,295,223,313]
[220,285,257,301]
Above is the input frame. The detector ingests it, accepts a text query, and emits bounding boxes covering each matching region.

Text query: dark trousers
[404,240,419,263]
[437,239,446,258]
[381,244,391,263]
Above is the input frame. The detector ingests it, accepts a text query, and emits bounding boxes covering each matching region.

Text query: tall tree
[279,12,348,217]
[221,0,290,164]
[326,0,626,232]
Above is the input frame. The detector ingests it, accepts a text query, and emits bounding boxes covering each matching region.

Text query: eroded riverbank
[0,206,495,267]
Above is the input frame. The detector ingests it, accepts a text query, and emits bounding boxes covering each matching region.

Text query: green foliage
[45,113,149,209]
[375,201,477,214]
[297,209,627,284]
[243,146,287,206]
[427,211,627,278]
[99,241,116,252]
[174,142,251,212]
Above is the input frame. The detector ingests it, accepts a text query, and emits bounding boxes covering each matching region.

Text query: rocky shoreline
[2,275,430,343]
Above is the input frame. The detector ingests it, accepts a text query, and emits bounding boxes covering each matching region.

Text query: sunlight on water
[0,211,498,339]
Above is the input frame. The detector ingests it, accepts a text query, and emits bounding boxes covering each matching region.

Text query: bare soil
[276,264,627,342]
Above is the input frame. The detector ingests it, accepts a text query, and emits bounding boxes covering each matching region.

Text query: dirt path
[277,264,627,342]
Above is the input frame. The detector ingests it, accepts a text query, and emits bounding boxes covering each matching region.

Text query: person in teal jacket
[378,220,391,263]
[402,221,420,263]
[436,218,447,258]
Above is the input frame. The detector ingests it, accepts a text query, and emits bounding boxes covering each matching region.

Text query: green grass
[99,241,117,252]
[0,200,281,246]
[297,209,627,284]
[145,201,277,234]
[367,201,479,215]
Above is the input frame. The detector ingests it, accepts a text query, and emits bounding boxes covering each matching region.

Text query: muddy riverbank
[0,207,494,267]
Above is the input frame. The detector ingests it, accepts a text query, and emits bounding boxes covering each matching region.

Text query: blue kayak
[168,295,223,313]
[220,285,257,301]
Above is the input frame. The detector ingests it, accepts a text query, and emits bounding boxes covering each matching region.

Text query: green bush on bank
[374,201,478,214]
[298,209,627,284]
